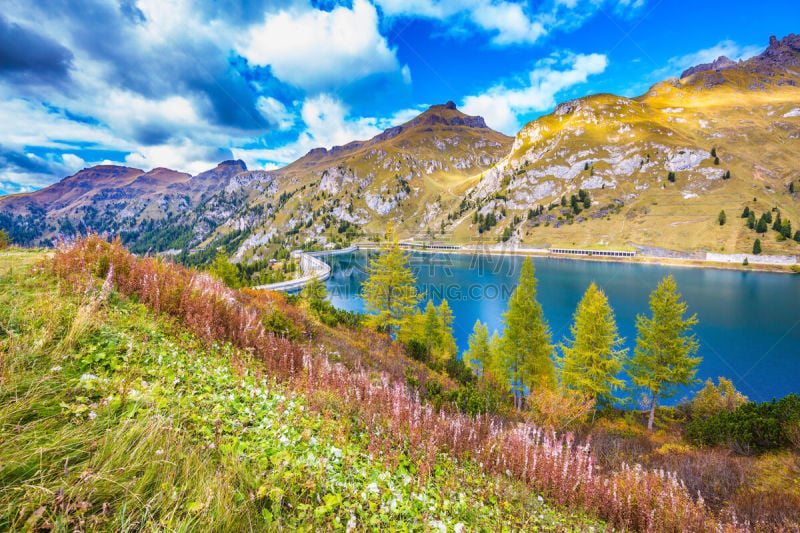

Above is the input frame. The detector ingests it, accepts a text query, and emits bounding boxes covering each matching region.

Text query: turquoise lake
[321,250,800,404]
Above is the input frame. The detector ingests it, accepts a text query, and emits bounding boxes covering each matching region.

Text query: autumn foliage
[50,236,748,532]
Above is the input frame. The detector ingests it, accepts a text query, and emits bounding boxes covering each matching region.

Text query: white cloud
[238,0,404,91]
[124,143,230,175]
[375,0,645,46]
[233,96,426,166]
[462,53,608,133]
[375,0,545,45]
[257,96,295,130]
[0,98,130,151]
[471,2,546,45]
[658,40,762,79]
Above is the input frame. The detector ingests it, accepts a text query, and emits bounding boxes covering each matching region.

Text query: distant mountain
[0,160,245,246]
[1,34,799,259]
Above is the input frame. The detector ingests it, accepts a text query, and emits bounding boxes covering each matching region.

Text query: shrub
[444,354,475,385]
[690,377,747,420]
[262,308,301,340]
[444,385,502,416]
[526,385,595,431]
[405,338,429,363]
[686,394,800,454]
[0,229,9,249]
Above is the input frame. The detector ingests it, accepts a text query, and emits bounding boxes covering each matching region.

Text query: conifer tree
[302,276,327,304]
[781,219,792,239]
[741,206,750,218]
[422,300,442,356]
[437,299,457,358]
[558,283,627,405]
[753,238,762,254]
[790,181,796,194]
[464,320,493,380]
[756,216,768,234]
[773,212,782,232]
[210,250,240,288]
[718,210,726,226]
[747,210,755,229]
[499,258,553,408]
[362,227,421,333]
[794,230,800,243]
[629,276,700,431]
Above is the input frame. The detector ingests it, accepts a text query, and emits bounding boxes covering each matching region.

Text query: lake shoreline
[351,243,800,275]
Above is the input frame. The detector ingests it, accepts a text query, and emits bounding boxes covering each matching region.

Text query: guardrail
[252,245,357,292]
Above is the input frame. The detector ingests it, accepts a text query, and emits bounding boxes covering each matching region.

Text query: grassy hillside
[458,35,800,256]
[0,248,600,531]
[3,240,799,531]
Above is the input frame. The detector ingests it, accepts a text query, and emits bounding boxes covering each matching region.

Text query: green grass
[0,251,604,531]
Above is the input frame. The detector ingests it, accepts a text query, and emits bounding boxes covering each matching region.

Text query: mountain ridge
[1,33,799,260]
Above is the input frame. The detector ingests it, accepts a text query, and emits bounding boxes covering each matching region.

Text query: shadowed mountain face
[1,34,799,258]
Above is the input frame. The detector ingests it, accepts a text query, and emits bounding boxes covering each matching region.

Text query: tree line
[361,229,701,430]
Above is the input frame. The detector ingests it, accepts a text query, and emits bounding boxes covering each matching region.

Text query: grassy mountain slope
[457,34,800,255]
[0,248,599,531]
[198,102,512,261]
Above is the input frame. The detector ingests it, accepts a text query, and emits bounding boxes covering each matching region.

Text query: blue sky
[1,0,798,194]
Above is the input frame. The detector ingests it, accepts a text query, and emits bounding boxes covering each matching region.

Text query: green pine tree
[756,216,768,234]
[718,210,726,226]
[464,320,493,380]
[781,219,792,239]
[790,181,796,194]
[361,228,421,334]
[210,250,240,288]
[558,283,627,405]
[437,299,457,359]
[422,300,443,356]
[747,211,756,229]
[629,276,700,431]
[794,230,800,243]
[753,238,762,254]
[302,276,327,303]
[773,212,782,232]
[741,206,750,218]
[499,258,553,408]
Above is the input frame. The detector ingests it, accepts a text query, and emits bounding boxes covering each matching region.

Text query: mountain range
[2,33,799,260]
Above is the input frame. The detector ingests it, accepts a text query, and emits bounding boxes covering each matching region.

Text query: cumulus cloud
[238,0,404,91]
[233,96,425,167]
[462,53,608,133]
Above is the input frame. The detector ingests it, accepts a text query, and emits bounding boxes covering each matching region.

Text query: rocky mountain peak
[760,33,800,68]
[680,55,738,79]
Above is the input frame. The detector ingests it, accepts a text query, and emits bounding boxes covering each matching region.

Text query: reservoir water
[321,250,800,404]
